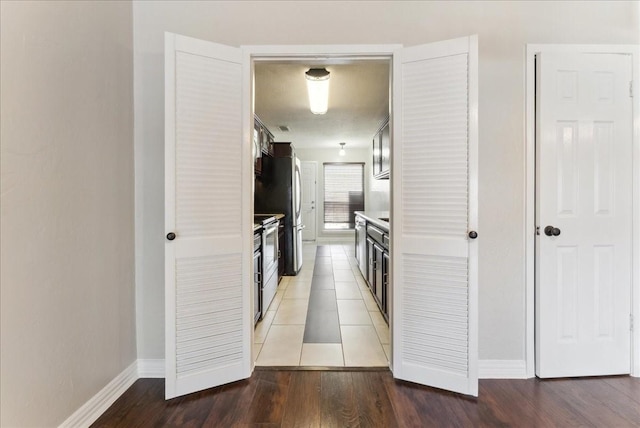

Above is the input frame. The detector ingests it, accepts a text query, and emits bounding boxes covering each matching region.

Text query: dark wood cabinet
[382,251,389,319]
[372,117,390,180]
[361,220,389,323]
[254,116,274,175]
[380,120,390,177]
[366,237,375,294]
[254,122,262,176]
[374,242,384,310]
[372,132,381,177]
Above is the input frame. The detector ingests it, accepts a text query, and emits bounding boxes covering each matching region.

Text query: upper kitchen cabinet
[256,115,274,155]
[254,115,275,176]
[372,116,390,180]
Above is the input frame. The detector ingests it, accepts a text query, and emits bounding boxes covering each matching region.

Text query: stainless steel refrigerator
[255,144,303,275]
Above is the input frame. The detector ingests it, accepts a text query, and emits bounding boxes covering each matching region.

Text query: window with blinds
[323,163,365,229]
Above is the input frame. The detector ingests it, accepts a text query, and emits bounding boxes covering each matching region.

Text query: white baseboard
[479,359,528,379]
[137,359,165,378]
[58,361,138,428]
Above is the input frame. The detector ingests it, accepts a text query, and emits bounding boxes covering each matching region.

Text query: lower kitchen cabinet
[382,251,389,318]
[374,242,384,311]
[355,212,390,323]
[367,237,375,294]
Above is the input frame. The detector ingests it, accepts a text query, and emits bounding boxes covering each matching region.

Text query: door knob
[166,232,176,241]
[468,231,478,239]
[544,226,561,237]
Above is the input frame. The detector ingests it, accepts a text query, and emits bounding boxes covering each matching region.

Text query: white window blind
[323,163,364,229]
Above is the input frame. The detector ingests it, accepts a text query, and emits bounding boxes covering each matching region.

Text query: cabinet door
[260,127,268,154]
[382,251,390,319]
[254,124,262,175]
[380,122,390,177]
[372,134,381,176]
[374,243,384,309]
[366,237,375,292]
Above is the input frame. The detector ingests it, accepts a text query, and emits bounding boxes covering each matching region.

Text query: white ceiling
[254,60,390,149]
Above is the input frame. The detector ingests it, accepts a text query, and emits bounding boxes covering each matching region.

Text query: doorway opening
[251,56,392,368]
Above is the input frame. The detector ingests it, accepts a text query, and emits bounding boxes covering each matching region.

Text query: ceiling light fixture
[339,142,346,156]
[305,68,330,115]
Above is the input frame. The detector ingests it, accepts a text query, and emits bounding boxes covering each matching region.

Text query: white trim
[138,359,165,378]
[243,44,402,58]
[479,360,528,379]
[525,43,640,379]
[58,361,138,428]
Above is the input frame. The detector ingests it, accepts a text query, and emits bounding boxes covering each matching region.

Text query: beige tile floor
[254,242,390,367]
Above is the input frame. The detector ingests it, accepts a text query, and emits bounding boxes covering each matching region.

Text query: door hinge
[630,81,634,98]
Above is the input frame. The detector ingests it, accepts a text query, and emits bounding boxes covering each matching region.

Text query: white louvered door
[165,33,251,399]
[392,36,478,396]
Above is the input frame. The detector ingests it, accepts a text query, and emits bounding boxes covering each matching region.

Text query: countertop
[258,213,285,221]
[254,213,285,232]
[354,211,390,232]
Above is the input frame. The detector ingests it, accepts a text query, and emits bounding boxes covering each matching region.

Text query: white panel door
[301,161,317,241]
[392,36,478,396]
[535,53,633,377]
[165,33,250,399]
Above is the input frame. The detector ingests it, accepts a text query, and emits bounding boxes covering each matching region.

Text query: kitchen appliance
[253,230,262,324]
[254,215,279,314]
[255,143,303,275]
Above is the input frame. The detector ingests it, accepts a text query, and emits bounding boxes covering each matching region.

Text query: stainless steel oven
[254,231,262,324]
[255,215,279,313]
[262,220,279,277]
[355,215,367,277]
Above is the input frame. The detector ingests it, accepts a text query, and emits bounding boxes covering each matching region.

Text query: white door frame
[244,44,401,370]
[300,160,318,241]
[524,44,640,378]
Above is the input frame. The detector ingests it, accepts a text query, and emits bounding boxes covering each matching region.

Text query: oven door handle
[264,224,278,235]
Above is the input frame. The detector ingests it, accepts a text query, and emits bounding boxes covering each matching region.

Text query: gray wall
[133,1,639,360]
[0,1,136,426]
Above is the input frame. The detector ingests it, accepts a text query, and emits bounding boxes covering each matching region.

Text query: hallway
[254,242,390,367]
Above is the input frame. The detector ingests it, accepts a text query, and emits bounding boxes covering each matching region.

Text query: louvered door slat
[393,36,478,396]
[165,33,249,399]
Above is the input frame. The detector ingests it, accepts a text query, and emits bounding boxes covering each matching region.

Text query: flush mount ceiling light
[305,68,330,115]
[339,142,346,156]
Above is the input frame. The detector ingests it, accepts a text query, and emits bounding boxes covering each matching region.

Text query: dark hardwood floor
[91,369,640,427]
